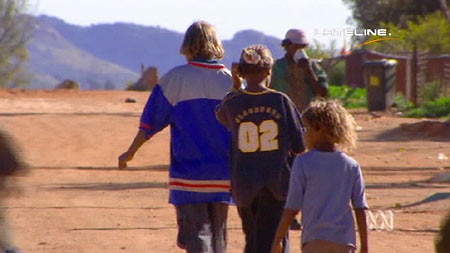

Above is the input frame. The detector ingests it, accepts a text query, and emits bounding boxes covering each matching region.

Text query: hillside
[27,19,140,90]
[26,15,285,90]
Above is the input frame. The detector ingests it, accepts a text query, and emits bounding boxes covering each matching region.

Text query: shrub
[405,97,450,118]
[419,80,442,103]
[328,60,346,87]
[329,85,367,108]
[393,93,414,111]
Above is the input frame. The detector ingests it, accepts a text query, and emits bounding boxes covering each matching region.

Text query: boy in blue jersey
[271,100,369,253]
[118,21,233,253]
[216,44,305,253]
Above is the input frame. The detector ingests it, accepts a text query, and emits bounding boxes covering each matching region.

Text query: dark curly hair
[301,99,358,152]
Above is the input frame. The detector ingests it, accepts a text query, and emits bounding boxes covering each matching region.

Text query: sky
[27,0,355,48]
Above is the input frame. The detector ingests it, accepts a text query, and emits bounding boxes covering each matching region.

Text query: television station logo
[314,28,401,52]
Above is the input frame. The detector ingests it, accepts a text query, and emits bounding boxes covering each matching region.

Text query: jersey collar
[189,59,226,69]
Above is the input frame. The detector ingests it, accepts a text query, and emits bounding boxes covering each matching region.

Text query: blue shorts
[175,202,228,253]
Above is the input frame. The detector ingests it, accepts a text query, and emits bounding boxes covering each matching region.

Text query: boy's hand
[118,151,134,169]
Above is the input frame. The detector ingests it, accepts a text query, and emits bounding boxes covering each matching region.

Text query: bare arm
[271,208,298,253]
[355,208,369,253]
[215,105,227,127]
[118,129,148,169]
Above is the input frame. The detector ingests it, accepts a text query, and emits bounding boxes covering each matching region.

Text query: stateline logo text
[314,28,392,37]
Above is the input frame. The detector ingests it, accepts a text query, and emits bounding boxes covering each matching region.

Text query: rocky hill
[27,15,284,89]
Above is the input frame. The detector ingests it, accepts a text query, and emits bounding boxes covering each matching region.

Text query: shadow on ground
[34,164,169,171]
[376,120,450,142]
[43,181,168,191]
[401,192,450,208]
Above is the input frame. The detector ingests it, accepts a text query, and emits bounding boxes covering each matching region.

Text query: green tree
[366,12,450,55]
[0,0,34,88]
[306,39,339,59]
[343,0,450,29]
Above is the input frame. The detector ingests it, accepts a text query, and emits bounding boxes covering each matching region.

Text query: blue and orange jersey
[139,60,232,205]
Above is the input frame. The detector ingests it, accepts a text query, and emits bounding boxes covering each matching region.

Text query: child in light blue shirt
[272,99,369,253]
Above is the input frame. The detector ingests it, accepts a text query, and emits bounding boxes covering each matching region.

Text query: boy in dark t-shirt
[216,44,305,253]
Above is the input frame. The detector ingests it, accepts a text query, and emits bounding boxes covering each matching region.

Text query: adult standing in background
[271,28,329,230]
[271,28,329,113]
[118,21,232,253]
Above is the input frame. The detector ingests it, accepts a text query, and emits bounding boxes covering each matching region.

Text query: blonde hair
[238,44,273,75]
[302,99,357,152]
[180,21,224,60]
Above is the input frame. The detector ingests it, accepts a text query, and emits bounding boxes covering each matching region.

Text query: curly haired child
[271,99,369,253]
[216,44,305,253]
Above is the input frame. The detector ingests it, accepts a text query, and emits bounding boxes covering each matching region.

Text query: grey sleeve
[351,165,369,209]
[285,157,305,211]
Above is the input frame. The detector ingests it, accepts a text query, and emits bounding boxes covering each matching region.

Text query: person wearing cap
[271,29,329,231]
[271,28,329,113]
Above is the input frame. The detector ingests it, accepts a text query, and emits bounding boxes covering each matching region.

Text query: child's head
[180,21,224,61]
[237,44,273,77]
[301,99,357,152]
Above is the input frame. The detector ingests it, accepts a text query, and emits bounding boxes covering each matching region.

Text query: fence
[340,49,450,105]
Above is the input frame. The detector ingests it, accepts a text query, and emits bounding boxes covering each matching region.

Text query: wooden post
[411,42,418,105]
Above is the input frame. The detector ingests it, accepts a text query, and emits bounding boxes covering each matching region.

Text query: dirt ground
[0,89,449,253]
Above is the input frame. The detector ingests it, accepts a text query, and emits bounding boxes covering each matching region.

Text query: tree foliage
[306,39,339,60]
[343,0,450,29]
[365,12,450,55]
[343,0,450,55]
[0,0,34,88]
